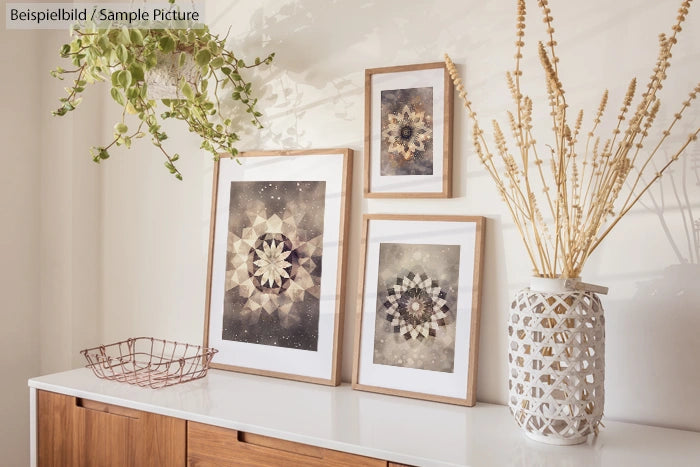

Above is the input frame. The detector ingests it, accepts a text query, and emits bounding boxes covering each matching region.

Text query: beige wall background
[2,0,699,464]
[0,12,41,467]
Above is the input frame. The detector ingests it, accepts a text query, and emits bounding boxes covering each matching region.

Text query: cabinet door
[38,390,186,467]
[187,421,386,467]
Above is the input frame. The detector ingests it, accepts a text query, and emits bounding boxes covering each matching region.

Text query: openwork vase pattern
[508,281,605,445]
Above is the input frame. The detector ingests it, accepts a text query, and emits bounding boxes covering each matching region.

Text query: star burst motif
[383,271,449,340]
[253,239,292,288]
[382,104,433,161]
[225,200,322,328]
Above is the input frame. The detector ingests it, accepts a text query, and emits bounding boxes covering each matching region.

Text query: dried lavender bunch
[446,0,700,278]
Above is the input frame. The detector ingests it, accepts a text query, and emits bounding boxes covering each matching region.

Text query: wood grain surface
[38,390,185,466]
[187,421,385,467]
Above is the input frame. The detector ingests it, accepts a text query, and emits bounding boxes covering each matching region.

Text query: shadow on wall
[638,144,700,266]
[212,0,380,149]
[607,145,700,431]
[207,0,485,150]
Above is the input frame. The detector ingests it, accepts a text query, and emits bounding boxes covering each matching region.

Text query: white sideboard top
[29,368,700,467]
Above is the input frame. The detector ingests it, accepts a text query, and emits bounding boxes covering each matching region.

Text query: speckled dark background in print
[373,242,460,372]
[222,180,325,351]
[380,86,434,176]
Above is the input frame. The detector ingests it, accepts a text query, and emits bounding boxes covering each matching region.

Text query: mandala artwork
[222,181,325,351]
[383,272,449,341]
[382,105,433,161]
[373,243,460,372]
[380,86,434,176]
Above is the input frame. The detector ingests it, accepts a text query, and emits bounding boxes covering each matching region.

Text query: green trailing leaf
[210,57,224,69]
[128,63,145,82]
[129,29,143,46]
[115,122,128,134]
[110,87,125,106]
[195,49,211,67]
[144,52,157,69]
[181,82,194,100]
[117,69,132,89]
[97,36,111,53]
[114,28,130,46]
[158,36,176,54]
[120,27,131,45]
[115,44,128,63]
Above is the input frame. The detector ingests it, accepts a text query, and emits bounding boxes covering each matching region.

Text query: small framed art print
[364,62,453,198]
[204,149,352,386]
[352,214,485,405]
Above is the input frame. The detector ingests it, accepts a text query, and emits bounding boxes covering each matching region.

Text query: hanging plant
[51,13,274,180]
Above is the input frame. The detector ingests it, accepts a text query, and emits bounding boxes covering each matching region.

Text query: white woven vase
[508,277,605,445]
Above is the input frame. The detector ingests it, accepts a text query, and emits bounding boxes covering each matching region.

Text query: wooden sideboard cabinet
[30,369,700,466]
[37,390,394,467]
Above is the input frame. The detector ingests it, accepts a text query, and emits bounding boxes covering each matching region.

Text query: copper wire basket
[81,337,218,389]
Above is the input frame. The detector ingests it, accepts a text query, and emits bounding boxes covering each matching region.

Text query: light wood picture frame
[204,149,353,386]
[364,62,453,198]
[352,214,485,405]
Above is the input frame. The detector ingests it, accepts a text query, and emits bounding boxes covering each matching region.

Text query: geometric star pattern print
[225,202,323,330]
[383,271,449,341]
[381,104,433,161]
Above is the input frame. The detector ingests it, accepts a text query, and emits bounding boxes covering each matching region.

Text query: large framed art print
[353,215,485,405]
[204,149,352,386]
[364,62,453,198]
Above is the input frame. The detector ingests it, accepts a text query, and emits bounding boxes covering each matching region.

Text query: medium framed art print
[353,215,485,405]
[364,62,453,198]
[204,149,352,386]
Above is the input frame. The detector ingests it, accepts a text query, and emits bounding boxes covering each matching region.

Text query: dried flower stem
[446,0,699,278]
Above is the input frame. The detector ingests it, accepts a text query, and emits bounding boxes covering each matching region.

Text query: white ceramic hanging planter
[145,51,200,100]
[508,277,606,445]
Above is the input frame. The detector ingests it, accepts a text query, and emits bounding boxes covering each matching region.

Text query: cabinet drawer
[38,390,186,467]
[187,421,385,467]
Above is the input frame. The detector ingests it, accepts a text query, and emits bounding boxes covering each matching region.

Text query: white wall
[0,13,41,467]
[98,0,700,431]
[0,20,104,465]
[38,30,104,376]
[8,6,697,464]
